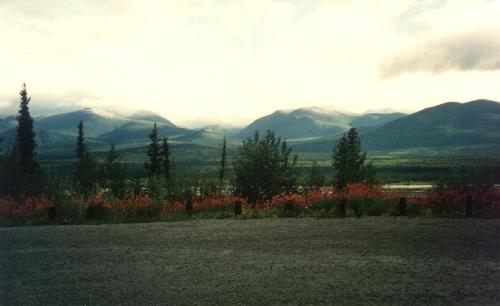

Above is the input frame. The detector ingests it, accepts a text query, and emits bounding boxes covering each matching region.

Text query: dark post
[234,200,242,216]
[87,205,96,219]
[465,194,473,217]
[185,198,193,216]
[47,206,57,221]
[285,200,294,213]
[399,197,407,216]
[339,198,346,217]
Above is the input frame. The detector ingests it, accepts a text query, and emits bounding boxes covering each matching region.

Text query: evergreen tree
[160,137,171,180]
[332,128,373,190]
[0,118,3,145]
[233,130,299,203]
[218,137,226,185]
[74,121,97,198]
[76,120,86,159]
[0,125,3,194]
[0,85,48,197]
[145,123,161,177]
[102,144,127,198]
[15,83,38,174]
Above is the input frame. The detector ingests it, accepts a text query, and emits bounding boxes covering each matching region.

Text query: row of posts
[337,195,475,217]
[184,196,476,217]
[76,194,476,221]
[184,199,244,217]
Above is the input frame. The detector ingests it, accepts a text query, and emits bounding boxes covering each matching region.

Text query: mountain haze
[0,116,18,133]
[349,112,406,128]
[175,128,225,145]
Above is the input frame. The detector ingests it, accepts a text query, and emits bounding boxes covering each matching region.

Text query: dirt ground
[1,217,499,305]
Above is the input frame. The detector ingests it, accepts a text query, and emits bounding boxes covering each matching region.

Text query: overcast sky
[0,0,499,127]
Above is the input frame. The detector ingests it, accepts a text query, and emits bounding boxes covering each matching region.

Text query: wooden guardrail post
[185,198,193,216]
[465,194,473,217]
[47,206,57,221]
[234,200,242,216]
[339,198,346,217]
[399,197,407,216]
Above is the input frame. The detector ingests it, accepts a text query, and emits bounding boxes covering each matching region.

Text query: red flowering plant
[415,184,500,217]
[343,183,384,199]
[418,186,463,215]
[491,186,500,217]
[305,189,331,204]
[266,192,311,217]
[471,186,500,217]
[87,194,113,210]
[266,188,342,216]
[193,196,244,212]
[84,193,113,220]
[159,195,247,219]
[161,200,185,215]
[114,196,156,220]
[0,195,55,225]
[341,183,399,216]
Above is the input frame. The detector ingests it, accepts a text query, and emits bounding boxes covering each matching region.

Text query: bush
[56,198,87,224]
[233,130,299,203]
[0,196,55,225]
[86,195,113,220]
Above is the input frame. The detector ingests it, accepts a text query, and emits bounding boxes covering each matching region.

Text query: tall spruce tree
[160,137,171,180]
[15,83,38,174]
[74,121,97,198]
[0,118,3,145]
[0,85,48,197]
[76,120,86,159]
[145,123,161,177]
[218,137,226,185]
[332,128,373,190]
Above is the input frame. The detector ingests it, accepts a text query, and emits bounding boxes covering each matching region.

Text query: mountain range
[237,107,406,139]
[1,100,499,157]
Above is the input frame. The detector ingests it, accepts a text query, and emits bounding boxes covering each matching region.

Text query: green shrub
[311,199,337,211]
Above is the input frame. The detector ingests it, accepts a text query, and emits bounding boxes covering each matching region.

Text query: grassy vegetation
[37,144,500,184]
[1,218,499,305]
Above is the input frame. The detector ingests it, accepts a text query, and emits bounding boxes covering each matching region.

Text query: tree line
[0,84,375,203]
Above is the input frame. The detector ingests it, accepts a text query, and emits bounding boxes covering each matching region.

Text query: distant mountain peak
[363,99,500,150]
[127,110,174,125]
[238,106,356,139]
[291,106,351,117]
[466,99,499,105]
[80,107,121,119]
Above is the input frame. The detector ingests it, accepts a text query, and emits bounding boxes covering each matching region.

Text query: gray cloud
[379,29,500,77]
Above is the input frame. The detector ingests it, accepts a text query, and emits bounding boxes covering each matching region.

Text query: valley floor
[1,218,499,305]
